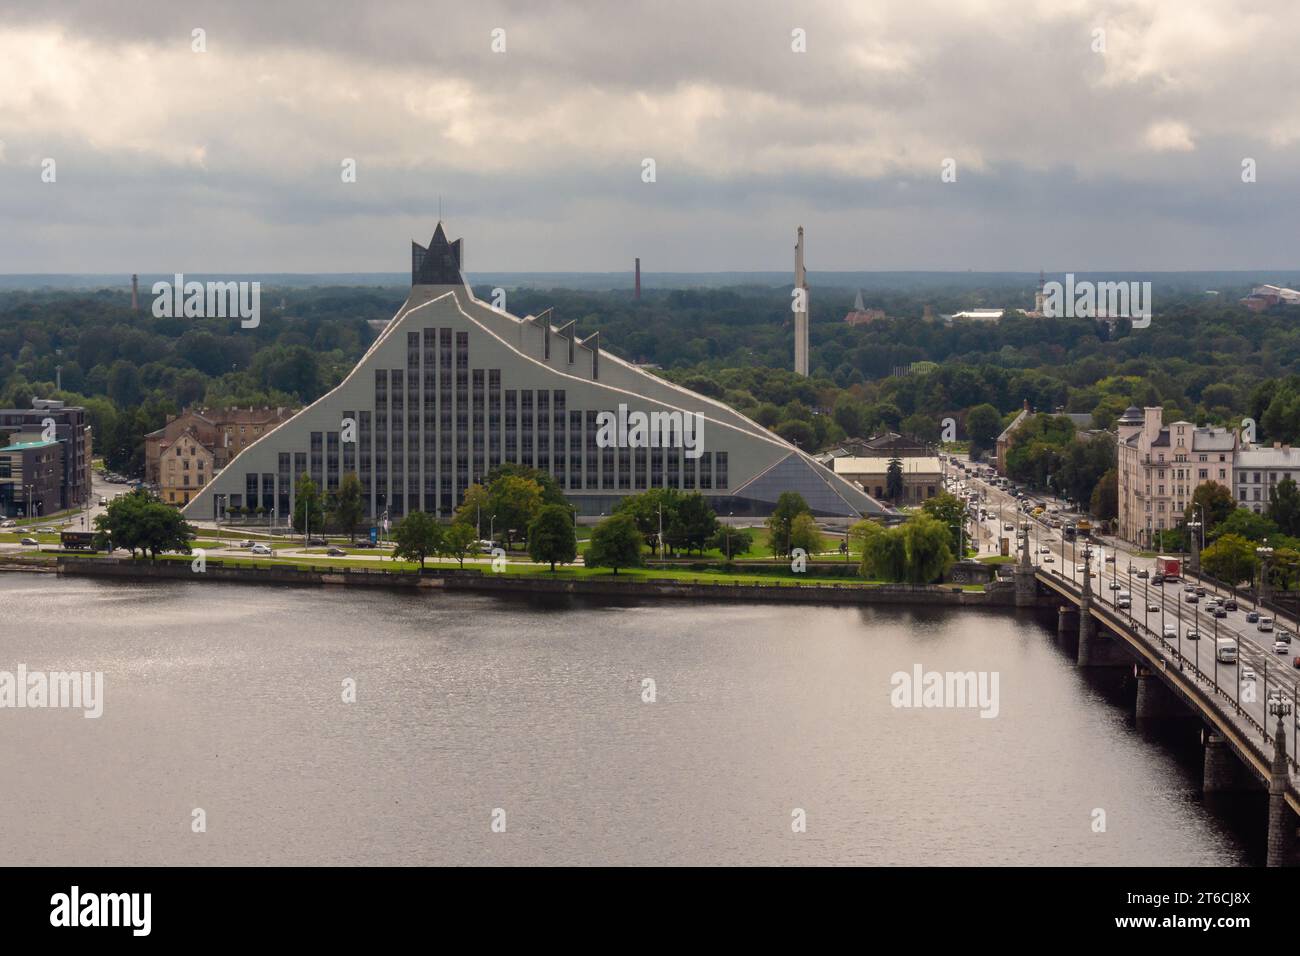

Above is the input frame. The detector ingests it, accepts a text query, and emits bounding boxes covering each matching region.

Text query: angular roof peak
[412,221,464,285]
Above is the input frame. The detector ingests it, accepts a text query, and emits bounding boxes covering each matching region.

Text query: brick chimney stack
[635,258,641,300]
[131,274,139,311]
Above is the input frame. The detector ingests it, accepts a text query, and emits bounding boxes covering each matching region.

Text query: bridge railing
[1040,567,1300,778]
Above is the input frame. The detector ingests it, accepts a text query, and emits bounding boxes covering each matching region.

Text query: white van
[1116,590,1132,609]
[1216,638,1238,663]
[1258,616,1275,632]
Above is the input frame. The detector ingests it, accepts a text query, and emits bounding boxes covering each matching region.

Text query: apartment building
[145,406,296,489]
[158,429,217,507]
[1117,406,1237,547]
[1234,444,1300,513]
[0,398,93,511]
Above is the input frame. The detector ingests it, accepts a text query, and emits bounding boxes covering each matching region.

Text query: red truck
[1155,555,1181,579]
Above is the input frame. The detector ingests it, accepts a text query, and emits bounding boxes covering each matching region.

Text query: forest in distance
[5,278,1300,508]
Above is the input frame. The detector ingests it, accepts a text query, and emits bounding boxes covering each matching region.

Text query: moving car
[1275,640,1290,655]
[1186,627,1200,640]
[1184,592,1199,603]
[98,497,108,506]
[1043,555,1055,563]
[1162,623,1178,639]
[238,539,255,549]
[1258,616,1275,632]
[1216,638,1238,663]
[1116,591,1131,609]
[1137,569,1149,579]
[307,537,328,546]
[1247,611,1260,623]
[1213,607,1227,618]
[326,547,347,557]
[250,543,272,556]
[1109,582,1122,590]
[1224,599,1238,611]
[19,537,38,546]
[1147,602,1159,612]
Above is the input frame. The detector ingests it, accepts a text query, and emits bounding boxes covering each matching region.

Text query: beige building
[159,430,215,506]
[1117,406,1236,547]
[833,456,941,504]
[146,406,296,489]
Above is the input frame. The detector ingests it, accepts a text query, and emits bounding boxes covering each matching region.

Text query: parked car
[0,519,14,528]
[250,543,272,556]
[1247,611,1260,623]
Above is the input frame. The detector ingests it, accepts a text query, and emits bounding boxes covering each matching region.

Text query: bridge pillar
[1014,532,1037,607]
[1134,666,1183,724]
[1202,730,1254,793]
[1057,605,1077,638]
[1267,714,1298,867]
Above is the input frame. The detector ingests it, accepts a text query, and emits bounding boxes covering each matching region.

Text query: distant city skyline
[4,0,1300,273]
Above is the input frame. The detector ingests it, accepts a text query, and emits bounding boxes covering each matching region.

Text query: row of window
[222,327,731,518]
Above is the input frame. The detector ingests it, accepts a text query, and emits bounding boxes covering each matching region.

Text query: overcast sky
[2,0,1298,274]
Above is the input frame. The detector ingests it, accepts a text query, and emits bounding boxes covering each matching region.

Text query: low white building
[1235,444,1300,513]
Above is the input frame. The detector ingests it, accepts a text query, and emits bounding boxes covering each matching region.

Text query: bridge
[1010,540,1299,866]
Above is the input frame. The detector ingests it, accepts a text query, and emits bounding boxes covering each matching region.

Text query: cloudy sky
[3,0,1299,274]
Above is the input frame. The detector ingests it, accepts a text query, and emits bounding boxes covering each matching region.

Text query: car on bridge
[1274,641,1290,655]
[1242,666,1256,683]
[1247,611,1260,623]
[1258,616,1275,632]
[1147,602,1159,612]
[1224,599,1238,611]
[1184,592,1199,603]
[1137,569,1149,579]
[1213,606,1228,618]
[1186,628,1200,640]
[1162,623,1178,639]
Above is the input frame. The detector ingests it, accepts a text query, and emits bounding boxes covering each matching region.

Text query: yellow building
[160,430,215,506]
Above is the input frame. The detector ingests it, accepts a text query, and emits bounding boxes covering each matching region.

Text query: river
[0,575,1259,865]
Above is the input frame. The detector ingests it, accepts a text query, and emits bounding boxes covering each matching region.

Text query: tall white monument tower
[794,226,809,376]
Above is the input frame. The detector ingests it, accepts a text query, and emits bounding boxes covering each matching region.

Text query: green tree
[863,525,908,581]
[487,475,543,548]
[1267,476,1300,537]
[765,491,811,557]
[391,510,444,569]
[901,513,955,583]
[485,463,565,507]
[965,403,1003,456]
[664,492,718,555]
[441,521,479,569]
[1186,480,1236,533]
[528,504,578,571]
[330,472,365,542]
[885,457,905,501]
[292,473,325,535]
[454,482,492,534]
[1200,533,1258,586]
[1211,508,1278,544]
[585,513,645,575]
[921,492,967,556]
[1090,468,1119,522]
[789,512,825,556]
[93,488,194,559]
[708,525,753,559]
[616,488,684,553]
